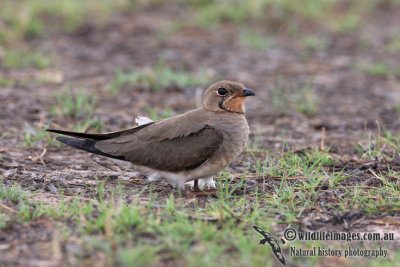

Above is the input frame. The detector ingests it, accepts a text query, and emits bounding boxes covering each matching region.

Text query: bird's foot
[184,179,218,197]
[185,177,216,190]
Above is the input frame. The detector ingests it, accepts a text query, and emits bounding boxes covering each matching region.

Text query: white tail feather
[135,116,153,126]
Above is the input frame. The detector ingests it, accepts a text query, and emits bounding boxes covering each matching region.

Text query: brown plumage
[47,80,255,189]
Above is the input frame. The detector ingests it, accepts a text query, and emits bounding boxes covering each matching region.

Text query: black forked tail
[56,136,126,161]
[47,129,114,140]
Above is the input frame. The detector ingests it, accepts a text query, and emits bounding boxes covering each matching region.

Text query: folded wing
[95,125,223,172]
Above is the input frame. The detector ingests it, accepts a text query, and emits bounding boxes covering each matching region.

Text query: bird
[47,80,255,193]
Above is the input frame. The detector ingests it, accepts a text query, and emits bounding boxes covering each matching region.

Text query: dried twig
[29,148,47,165]
[0,202,17,214]
[320,127,326,151]
[368,169,384,182]
[92,159,122,172]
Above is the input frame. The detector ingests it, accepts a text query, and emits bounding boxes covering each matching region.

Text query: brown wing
[95,125,223,172]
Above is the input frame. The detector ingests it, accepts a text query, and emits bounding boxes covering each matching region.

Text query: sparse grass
[1,142,399,266]
[156,21,185,42]
[51,89,104,133]
[382,130,400,149]
[338,184,400,214]
[357,61,390,77]
[0,179,275,266]
[73,117,104,132]
[0,157,400,266]
[0,73,56,88]
[144,107,175,121]
[354,129,393,160]
[108,63,208,94]
[255,146,400,219]
[0,183,28,203]
[0,0,398,49]
[0,213,10,229]
[0,0,133,45]
[0,75,15,87]
[184,0,384,33]
[255,149,334,178]
[386,36,400,53]
[23,90,101,148]
[1,0,394,45]
[23,124,56,148]
[2,49,51,69]
[301,35,327,51]
[294,84,319,116]
[270,79,319,116]
[52,90,97,119]
[238,30,273,50]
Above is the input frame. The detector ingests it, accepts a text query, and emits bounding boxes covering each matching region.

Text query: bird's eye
[217,87,227,96]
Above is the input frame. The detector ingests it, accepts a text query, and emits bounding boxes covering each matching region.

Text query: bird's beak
[242,88,255,97]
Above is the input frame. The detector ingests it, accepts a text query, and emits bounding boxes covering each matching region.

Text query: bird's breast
[180,113,249,180]
[211,114,250,165]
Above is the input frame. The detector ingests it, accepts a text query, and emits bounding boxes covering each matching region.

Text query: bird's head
[202,80,255,114]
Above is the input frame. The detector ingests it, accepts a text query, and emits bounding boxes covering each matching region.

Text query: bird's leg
[193,179,200,192]
[186,178,217,197]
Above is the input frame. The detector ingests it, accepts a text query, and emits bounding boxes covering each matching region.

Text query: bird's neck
[220,97,245,114]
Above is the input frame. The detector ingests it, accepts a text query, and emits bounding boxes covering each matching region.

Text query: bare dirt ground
[1,4,400,267]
